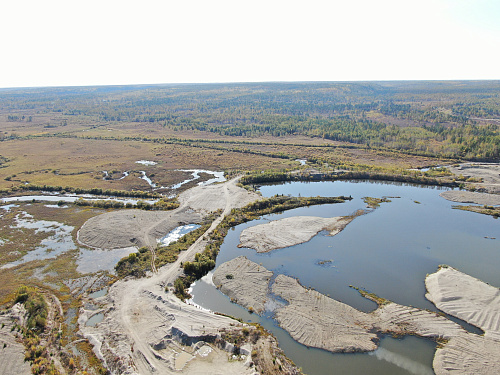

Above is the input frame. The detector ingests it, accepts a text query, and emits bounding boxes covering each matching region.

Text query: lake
[191,180,500,375]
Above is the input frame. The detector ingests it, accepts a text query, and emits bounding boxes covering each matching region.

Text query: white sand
[426,266,500,340]
[215,257,465,355]
[238,215,354,253]
[272,274,378,352]
[425,266,500,374]
[440,190,500,206]
[78,176,260,250]
[212,256,273,314]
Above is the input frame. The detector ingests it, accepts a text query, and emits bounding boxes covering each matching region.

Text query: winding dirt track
[80,177,260,374]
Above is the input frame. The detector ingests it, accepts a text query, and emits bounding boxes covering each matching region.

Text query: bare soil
[77,177,288,375]
[238,216,355,253]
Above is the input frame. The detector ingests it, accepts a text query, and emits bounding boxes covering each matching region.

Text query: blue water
[191,180,500,375]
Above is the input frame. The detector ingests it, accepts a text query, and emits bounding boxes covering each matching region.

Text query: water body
[140,171,156,188]
[86,313,104,327]
[170,170,226,189]
[158,224,201,246]
[2,212,76,269]
[191,180,500,375]
[77,247,137,274]
[135,160,157,166]
[1,195,157,205]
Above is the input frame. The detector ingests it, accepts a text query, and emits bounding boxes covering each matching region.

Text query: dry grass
[0,136,300,190]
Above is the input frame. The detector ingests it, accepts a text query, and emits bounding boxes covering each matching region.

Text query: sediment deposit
[272,274,378,352]
[238,215,354,253]
[212,256,273,314]
[78,208,202,249]
[0,305,32,375]
[78,178,260,250]
[215,257,465,355]
[76,178,297,375]
[440,190,500,206]
[447,163,500,194]
[425,266,500,340]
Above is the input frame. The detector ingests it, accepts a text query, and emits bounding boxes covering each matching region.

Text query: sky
[1,0,499,88]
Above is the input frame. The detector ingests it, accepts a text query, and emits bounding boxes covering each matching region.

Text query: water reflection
[191,180,500,375]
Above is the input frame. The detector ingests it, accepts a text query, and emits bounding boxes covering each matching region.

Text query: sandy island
[214,257,464,353]
[440,190,500,206]
[214,257,500,374]
[426,266,500,374]
[238,215,355,253]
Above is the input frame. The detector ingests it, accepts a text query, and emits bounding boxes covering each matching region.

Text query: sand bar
[215,257,465,354]
[425,266,500,374]
[440,190,500,206]
[212,256,273,314]
[425,266,500,340]
[238,215,355,253]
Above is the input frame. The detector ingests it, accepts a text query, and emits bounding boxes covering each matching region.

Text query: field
[1,81,499,193]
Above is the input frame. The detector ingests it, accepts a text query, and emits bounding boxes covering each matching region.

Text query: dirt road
[79,177,260,374]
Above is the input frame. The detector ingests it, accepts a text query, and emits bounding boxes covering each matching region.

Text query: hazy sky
[1,0,499,88]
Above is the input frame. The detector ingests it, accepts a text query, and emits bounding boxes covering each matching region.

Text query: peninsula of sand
[237,215,356,253]
[213,257,500,374]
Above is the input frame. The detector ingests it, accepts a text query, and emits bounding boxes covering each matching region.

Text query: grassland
[2,81,499,193]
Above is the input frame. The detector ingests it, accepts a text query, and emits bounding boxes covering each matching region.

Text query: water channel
[191,180,500,375]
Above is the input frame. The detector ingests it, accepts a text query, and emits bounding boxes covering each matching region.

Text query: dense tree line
[2,81,499,160]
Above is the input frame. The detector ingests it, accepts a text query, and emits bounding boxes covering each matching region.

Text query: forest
[1,81,499,161]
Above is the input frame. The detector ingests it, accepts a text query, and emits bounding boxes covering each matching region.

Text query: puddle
[1,204,18,211]
[158,224,201,246]
[2,212,77,269]
[136,160,157,166]
[77,247,137,273]
[170,170,225,189]
[140,171,157,188]
[89,287,108,299]
[1,195,157,205]
[86,313,104,327]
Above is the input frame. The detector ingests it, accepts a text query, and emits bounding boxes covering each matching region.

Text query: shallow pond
[170,169,226,189]
[86,313,104,327]
[77,247,137,273]
[158,224,201,246]
[191,180,500,375]
[1,194,157,205]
